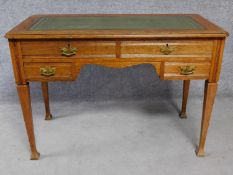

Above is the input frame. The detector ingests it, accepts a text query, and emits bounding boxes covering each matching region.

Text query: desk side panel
[9,40,25,84]
[209,39,226,82]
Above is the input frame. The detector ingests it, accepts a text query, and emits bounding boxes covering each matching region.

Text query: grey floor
[0,97,233,175]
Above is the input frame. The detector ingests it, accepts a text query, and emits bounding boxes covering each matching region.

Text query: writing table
[5,14,228,160]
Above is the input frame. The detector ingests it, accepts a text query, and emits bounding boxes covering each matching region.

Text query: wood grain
[179,80,190,118]
[17,84,40,160]
[41,82,52,120]
[5,14,228,39]
[196,81,217,156]
[9,41,22,84]
[5,14,228,159]
[121,40,213,56]
[20,40,116,58]
[24,63,75,81]
[162,62,211,80]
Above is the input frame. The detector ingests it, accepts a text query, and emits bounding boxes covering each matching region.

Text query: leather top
[29,16,205,30]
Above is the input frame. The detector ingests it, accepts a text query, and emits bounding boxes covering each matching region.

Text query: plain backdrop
[0,0,232,102]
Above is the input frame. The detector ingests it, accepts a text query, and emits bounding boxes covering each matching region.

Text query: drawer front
[162,62,211,80]
[24,63,75,81]
[121,40,213,58]
[21,41,116,58]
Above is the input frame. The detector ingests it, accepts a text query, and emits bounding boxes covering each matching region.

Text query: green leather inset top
[29,16,204,30]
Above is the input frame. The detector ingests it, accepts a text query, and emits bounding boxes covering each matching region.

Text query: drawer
[20,40,116,58]
[162,62,211,80]
[24,63,75,81]
[121,40,213,58]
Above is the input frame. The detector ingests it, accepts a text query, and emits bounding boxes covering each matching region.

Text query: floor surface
[0,97,233,175]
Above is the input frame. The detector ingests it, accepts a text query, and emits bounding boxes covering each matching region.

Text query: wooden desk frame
[5,14,228,160]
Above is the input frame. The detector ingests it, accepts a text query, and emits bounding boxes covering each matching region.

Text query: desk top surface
[29,16,204,30]
[5,14,228,39]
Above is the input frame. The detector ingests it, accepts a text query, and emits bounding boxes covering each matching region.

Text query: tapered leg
[41,82,53,120]
[179,80,190,118]
[17,84,40,160]
[196,81,217,156]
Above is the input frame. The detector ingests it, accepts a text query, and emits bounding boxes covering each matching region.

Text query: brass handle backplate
[40,67,56,76]
[160,44,175,55]
[179,65,195,75]
[61,43,77,57]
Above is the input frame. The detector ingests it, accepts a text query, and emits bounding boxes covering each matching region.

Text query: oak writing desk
[5,14,228,160]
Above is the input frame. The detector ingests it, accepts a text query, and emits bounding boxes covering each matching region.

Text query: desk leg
[17,84,40,160]
[179,80,190,118]
[196,81,217,156]
[41,82,52,120]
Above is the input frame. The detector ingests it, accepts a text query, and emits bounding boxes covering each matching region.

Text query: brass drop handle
[61,44,77,57]
[160,44,174,55]
[40,67,56,76]
[179,65,195,75]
